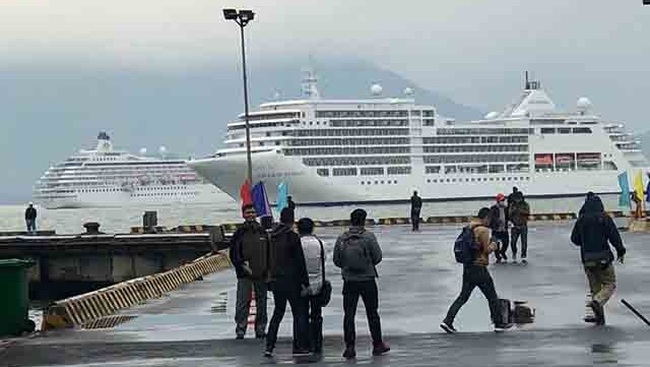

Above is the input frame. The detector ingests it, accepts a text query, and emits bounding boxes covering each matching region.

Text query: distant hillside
[0,58,481,202]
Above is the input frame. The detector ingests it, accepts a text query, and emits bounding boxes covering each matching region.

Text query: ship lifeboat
[534,154,553,165]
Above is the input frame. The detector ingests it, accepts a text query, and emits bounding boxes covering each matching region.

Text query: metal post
[239,23,253,184]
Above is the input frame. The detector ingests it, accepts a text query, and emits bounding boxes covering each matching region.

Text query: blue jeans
[26,219,36,234]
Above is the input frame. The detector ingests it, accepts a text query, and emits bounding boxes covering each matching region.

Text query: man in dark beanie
[264,208,310,357]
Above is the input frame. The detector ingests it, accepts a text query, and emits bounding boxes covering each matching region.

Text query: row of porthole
[361,180,399,185]
[426,177,530,184]
[132,193,195,197]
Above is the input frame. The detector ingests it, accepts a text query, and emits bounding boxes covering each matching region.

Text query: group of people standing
[229,204,389,360]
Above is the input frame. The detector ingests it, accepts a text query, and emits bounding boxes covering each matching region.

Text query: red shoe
[372,341,390,356]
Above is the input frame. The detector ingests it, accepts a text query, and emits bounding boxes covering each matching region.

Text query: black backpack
[454,226,478,264]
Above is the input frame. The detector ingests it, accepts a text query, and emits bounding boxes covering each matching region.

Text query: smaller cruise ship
[33,132,230,209]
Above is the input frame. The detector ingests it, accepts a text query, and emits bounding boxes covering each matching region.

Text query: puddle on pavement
[211,291,228,314]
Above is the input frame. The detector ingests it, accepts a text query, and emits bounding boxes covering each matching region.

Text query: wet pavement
[3,222,650,366]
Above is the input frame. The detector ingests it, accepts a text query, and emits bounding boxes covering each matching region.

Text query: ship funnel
[96,132,113,151]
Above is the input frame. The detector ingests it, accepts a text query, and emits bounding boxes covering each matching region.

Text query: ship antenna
[301,67,320,99]
[525,71,530,90]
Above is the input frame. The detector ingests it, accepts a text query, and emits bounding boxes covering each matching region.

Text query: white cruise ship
[33,132,230,209]
[188,72,649,205]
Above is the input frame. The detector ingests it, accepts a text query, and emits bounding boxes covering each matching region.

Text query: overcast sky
[1,0,649,126]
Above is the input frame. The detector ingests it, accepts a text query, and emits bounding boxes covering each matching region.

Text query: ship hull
[189,151,625,206]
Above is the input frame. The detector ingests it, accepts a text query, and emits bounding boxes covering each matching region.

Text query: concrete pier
[3,222,650,366]
[0,230,227,300]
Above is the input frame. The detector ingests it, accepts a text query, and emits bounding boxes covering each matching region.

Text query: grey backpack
[342,234,370,273]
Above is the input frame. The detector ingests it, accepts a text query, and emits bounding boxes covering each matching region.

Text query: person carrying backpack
[440,207,510,333]
[333,208,390,360]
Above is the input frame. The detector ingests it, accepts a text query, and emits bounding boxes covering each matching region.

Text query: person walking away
[570,195,626,325]
[410,191,423,231]
[508,193,530,264]
[230,204,271,340]
[25,202,37,234]
[334,208,390,360]
[297,217,328,356]
[489,193,509,263]
[440,207,511,333]
[265,208,310,357]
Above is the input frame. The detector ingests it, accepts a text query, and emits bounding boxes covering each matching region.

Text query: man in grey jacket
[333,208,390,360]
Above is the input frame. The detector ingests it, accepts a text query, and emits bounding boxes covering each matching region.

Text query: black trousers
[308,296,323,353]
[443,265,500,326]
[492,230,509,260]
[510,225,528,258]
[265,285,309,352]
[343,280,383,347]
[411,209,421,231]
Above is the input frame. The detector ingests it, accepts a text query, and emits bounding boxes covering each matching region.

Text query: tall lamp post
[223,8,255,185]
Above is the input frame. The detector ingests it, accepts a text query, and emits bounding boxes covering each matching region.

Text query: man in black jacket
[571,194,626,325]
[25,202,37,234]
[264,208,310,357]
[410,191,423,231]
[230,204,270,340]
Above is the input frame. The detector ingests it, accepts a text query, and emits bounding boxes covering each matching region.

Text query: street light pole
[223,9,255,185]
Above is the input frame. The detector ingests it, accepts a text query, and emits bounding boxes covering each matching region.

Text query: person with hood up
[488,193,510,263]
[571,194,626,325]
[508,192,530,263]
[229,204,271,340]
[333,208,390,360]
[264,208,310,357]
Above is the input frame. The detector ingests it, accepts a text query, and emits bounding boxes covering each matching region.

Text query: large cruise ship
[189,72,649,205]
[33,132,230,209]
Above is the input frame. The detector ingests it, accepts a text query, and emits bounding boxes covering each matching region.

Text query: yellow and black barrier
[42,251,232,331]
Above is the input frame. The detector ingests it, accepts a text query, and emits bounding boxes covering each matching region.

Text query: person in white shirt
[297,217,325,356]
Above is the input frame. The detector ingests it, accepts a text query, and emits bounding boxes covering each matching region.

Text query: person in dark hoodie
[571,194,626,325]
[264,208,310,358]
[333,208,389,360]
[229,204,271,340]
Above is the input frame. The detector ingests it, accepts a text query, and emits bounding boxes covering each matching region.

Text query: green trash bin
[0,259,36,337]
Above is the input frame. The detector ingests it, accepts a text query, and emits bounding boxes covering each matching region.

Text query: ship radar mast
[301,68,321,99]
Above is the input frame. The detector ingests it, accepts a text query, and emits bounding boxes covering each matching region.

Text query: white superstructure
[189,72,649,205]
[34,132,230,209]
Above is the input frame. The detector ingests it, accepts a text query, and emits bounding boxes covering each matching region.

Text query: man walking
[571,194,626,325]
[229,203,271,340]
[25,202,37,234]
[297,217,327,356]
[508,192,530,264]
[441,207,510,333]
[334,208,390,360]
[265,208,310,357]
[489,193,509,262]
[410,191,423,231]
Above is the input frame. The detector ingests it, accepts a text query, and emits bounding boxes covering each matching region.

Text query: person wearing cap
[24,202,37,234]
[488,194,509,263]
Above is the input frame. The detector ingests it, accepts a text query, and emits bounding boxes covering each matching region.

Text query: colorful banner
[252,181,272,218]
[239,179,252,207]
[276,181,288,213]
[618,172,630,208]
[633,170,645,211]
